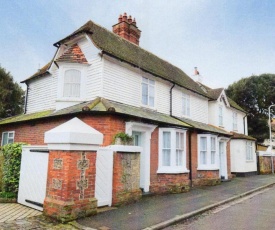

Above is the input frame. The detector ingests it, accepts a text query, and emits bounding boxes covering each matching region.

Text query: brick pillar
[112,150,142,206]
[43,118,103,222]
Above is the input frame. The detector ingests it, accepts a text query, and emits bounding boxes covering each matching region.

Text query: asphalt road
[165,186,275,230]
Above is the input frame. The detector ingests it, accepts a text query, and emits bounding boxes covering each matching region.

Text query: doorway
[219,141,228,180]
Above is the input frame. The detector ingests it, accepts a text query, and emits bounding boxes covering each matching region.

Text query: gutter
[24,82,29,114]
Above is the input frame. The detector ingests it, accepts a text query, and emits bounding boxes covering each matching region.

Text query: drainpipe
[169,83,193,186]
[189,131,192,187]
[169,83,175,116]
[24,82,29,114]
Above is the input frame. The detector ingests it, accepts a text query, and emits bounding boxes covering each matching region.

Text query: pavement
[0,175,275,230]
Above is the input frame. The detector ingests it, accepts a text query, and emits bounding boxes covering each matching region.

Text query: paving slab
[77,175,275,230]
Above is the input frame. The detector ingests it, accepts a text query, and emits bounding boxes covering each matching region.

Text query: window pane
[211,151,215,164]
[200,151,207,164]
[200,137,207,150]
[163,132,171,148]
[211,137,216,150]
[2,133,8,145]
[64,70,81,97]
[149,79,155,85]
[142,83,148,105]
[162,150,171,166]
[149,85,155,107]
[142,77,148,83]
[176,150,183,166]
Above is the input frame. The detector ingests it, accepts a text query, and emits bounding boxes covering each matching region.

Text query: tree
[0,66,24,118]
[226,74,275,142]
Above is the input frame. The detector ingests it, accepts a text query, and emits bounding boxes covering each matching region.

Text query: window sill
[157,168,189,174]
[197,167,219,171]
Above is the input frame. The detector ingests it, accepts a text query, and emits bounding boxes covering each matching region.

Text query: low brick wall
[258,156,275,174]
[150,174,190,194]
[193,170,221,186]
[112,152,142,206]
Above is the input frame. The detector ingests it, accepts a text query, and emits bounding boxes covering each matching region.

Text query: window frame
[198,134,219,170]
[158,128,189,174]
[246,141,253,161]
[63,69,81,98]
[218,106,223,127]
[141,77,155,108]
[182,92,190,117]
[57,64,87,101]
[1,131,15,146]
[232,112,238,131]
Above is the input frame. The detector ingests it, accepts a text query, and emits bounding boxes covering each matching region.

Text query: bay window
[158,128,188,173]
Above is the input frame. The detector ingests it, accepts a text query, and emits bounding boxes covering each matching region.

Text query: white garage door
[18,146,49,211]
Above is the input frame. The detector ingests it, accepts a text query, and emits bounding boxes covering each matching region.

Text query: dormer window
[63,69,81,97]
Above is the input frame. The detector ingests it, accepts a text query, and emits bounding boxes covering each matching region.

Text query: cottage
[0,13,256,211]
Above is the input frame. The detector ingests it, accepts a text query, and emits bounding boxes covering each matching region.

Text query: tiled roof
[176,117,231,136]
[21,62,52,83]
[51,20,209,98]
[199,83,246,113]
[0,97,233,136]
[55,44,88,64]
[230,132,256,141]
[0,98,191,128]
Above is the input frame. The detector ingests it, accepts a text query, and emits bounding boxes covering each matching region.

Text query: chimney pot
[118,14,123,22]
[122,12,127,21]
[194,67,199,75]
[113,13,141,45]
[128,15,132,23]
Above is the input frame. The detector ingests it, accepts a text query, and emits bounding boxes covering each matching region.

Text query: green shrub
[1,143,26,194]
[0,154,3,191]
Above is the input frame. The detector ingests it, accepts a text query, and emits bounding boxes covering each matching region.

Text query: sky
[1,0,275,90]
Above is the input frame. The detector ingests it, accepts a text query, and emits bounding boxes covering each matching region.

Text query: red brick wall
[149,128,190,193]
[0,114,125,147]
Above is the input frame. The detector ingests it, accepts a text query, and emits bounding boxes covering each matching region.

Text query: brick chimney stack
[112,13,141,45]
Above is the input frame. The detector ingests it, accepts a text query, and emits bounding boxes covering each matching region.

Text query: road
[165,186,275,230]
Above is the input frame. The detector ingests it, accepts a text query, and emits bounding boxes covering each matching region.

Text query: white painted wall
[172,86,208,123]
[26,70,57,114]
[230,139,257,173]
[208,99,246,134]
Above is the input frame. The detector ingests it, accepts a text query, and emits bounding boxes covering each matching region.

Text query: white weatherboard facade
[230,139,257,173]
[24,35,213,126]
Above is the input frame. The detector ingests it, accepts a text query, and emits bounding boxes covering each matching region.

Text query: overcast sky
[1,0,275,90]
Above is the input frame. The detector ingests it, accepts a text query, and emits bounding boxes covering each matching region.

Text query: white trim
[1,131,15,146]
[125,122,156,192]
[47,143,100,151]
[102,145,143,153]
[158,128,189,174]
[197,134,219,170]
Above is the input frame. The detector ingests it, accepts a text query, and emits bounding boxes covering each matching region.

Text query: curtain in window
[176,132,184,166]
[211,137,216,164]
[162,131,171,166]
[200,137,207,164]
[63,69,81,97]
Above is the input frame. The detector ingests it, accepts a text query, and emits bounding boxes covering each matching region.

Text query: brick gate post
[43,117,103,222]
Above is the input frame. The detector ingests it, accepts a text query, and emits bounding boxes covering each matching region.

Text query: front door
[219,142,228,180]
[132,131,146,191]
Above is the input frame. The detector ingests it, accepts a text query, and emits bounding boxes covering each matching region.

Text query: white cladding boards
[102,58,142,107]
[77,37,100,62]
[208,101,245,133]
[85,57,104,100]
[230,140,257,172]
[156,80,171,114]
[172,87,208,123]
[26,72,57,114]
